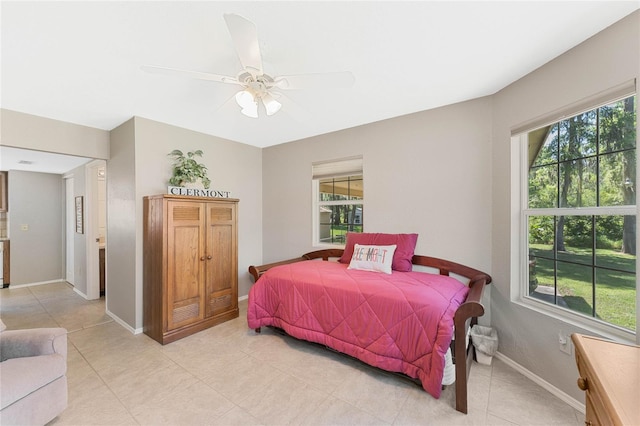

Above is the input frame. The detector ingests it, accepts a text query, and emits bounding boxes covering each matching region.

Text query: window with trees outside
[525,94,636,334]
[312,157,363,245]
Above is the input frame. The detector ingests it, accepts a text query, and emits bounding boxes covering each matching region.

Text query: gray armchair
[0,323,68,425]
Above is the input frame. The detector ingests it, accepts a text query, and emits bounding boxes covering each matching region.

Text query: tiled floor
[0,281,584,425]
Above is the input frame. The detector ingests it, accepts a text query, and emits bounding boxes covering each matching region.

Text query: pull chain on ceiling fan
[142,13,355,118]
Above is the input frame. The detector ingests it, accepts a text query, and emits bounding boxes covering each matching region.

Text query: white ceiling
[1,1,639,157]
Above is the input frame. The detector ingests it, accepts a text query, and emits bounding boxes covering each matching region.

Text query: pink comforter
[247,260,469,398]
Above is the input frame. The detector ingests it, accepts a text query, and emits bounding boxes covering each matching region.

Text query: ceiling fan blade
[140,65,239,85]
[273,71,355,90]
[223,13,263,77]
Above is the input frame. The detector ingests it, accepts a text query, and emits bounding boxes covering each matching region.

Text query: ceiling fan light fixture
[262,93,282,116]
[235,90,258,118]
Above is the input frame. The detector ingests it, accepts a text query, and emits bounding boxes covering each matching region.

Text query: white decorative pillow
[348,244,397,274]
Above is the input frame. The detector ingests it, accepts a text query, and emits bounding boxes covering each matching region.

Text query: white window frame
[311,156,363,247]
[510,86,639,344]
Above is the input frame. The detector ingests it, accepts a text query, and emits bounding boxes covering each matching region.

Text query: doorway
[63,160,107,300]
[85,160,107,300]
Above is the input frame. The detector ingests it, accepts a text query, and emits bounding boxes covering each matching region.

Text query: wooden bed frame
[248,249,492,414]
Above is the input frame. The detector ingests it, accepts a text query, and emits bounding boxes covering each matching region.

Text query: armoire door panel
[207,224,233,293]
[167,201,206,330]
[169,226,203,301]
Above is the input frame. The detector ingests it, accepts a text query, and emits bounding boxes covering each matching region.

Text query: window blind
[312,156,363,179]
[511,79,636,136]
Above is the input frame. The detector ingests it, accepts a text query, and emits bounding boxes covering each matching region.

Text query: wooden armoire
[143,194,239,344]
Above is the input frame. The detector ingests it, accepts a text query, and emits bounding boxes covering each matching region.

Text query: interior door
[167,200,206,330]
[205,201,237,317]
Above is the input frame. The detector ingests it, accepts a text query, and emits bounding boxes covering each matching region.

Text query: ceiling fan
[141,13,355,118]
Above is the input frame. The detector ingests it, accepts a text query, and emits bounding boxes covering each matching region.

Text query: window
[312,157,363,245]
[523,94,637,334]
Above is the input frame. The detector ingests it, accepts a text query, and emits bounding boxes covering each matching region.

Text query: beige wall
[491,10,639,401]
[7,170,65,285]
[107,118,137,327]
[0,109,109,159]
[263,96,493,275]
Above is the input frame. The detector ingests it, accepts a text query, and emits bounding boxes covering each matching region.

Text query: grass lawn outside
[529,244,636,332]
[322,225,363,244]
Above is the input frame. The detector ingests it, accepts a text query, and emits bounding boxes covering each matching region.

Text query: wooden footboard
[248,249,491,414]
[411,255,491,413]
[452,272,491,413]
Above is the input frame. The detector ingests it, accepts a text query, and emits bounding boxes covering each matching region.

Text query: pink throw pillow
[339,233,418,272]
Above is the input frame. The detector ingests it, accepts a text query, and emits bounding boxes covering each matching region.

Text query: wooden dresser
[571,334,639,426]
[143,194,239,344]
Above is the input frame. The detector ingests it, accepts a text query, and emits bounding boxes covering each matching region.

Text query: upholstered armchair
[0,322,68,425]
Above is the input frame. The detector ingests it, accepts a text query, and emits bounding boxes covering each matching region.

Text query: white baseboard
[494,352,585,414]
[105,308,142,334]
[7,279,65,289]
[239,294,248,302]
[73,287,89,299]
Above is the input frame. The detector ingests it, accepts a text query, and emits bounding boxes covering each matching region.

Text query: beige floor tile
[394,383,487,425]
[487,374,579,425]
[211,405,263,425]
[201,354,287,404]
[86,344,177,384]
[1,309,60,329]
[282,345,363,394]
[65,345,98,386]
[299,395,388,425]
[331,363,413,423]
[0,286,39,307]
[45,304,113,332]
[27,281,75,297]
[465,365,493,412]
[52,358,136,425]
[485,413,519,425]
[160,328,252,379]
[237,373,329,424]
[67,320,155,354]
[129,381,236,425]
[107,362,201,410]
[572,409,585,425]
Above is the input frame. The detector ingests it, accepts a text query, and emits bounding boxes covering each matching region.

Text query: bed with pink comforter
[248,259,469,398]
[247,249,491,413]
